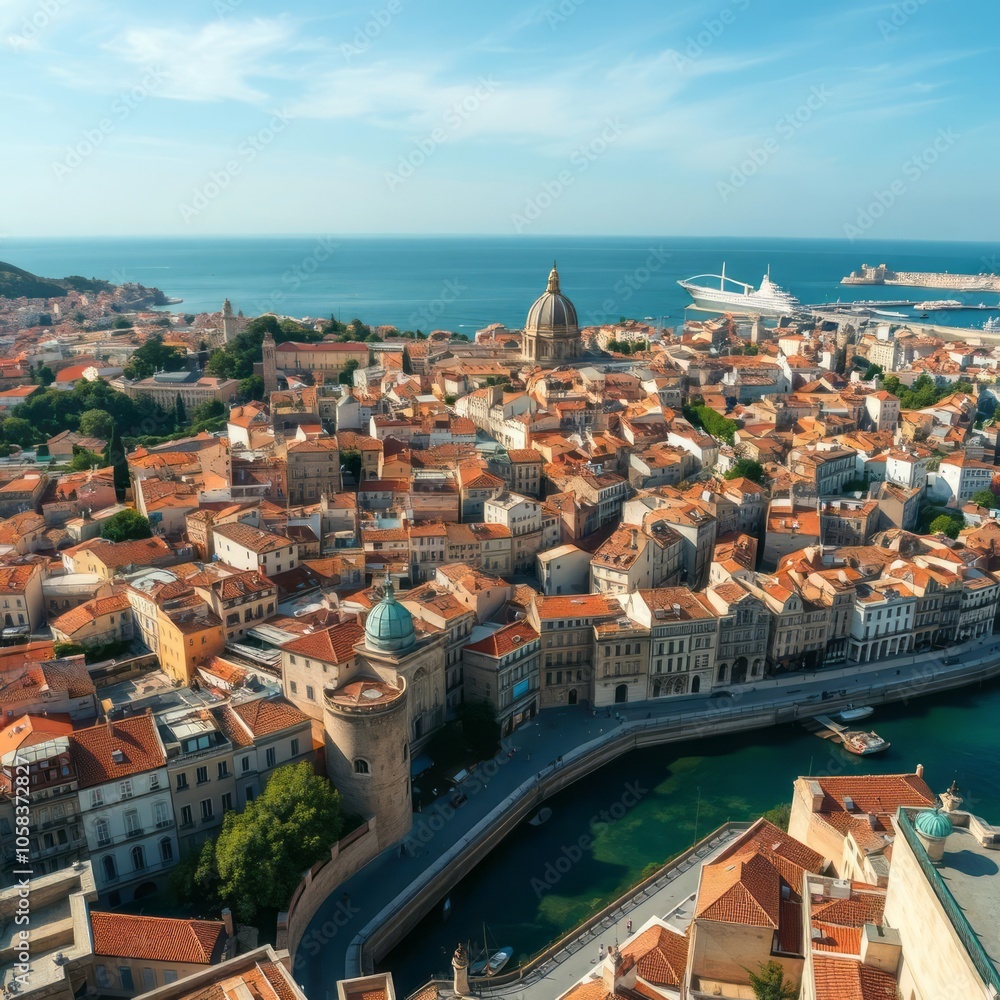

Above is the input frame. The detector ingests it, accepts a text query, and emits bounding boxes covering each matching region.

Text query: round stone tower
[324,676,412,850]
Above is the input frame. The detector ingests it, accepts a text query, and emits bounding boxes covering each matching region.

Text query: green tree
[79,409,114,440]
[3,417,35,448]
[761,803,791,831]
[746,961,797,1000]
[863,362,884,381]
[105,422,129,500]
[100,508,152,542]
[689,404,739,445]
[67,447,106,472]
[725,458,765,484]
[123,334,186,380]
[972,489,999,510]
[458,699,500,760]
[112,316,133,330]
[214,762,344,921]
[192,399,225,423]
[239,375,265,401]
[339,359,360,385]
[35,365,55,386]
[340,448,361,483]
[174,393,187,428]
[930,514,961,539]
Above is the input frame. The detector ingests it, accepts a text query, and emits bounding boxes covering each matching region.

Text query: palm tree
[746,961,797,1000]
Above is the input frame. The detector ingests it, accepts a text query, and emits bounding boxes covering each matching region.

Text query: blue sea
[4,235,1000,333]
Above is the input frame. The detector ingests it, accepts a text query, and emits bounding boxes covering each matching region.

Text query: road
[293,636,1000,1000]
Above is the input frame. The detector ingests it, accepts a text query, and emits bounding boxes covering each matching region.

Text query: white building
[848,582,916,663]
[211,523,298,578]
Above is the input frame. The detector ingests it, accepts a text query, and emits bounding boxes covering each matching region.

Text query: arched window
[691,676,701,694]
[131,845,145,871]
[94,818,111,847]
[159,838,173,863]
[102,855,117,883]
[354,758,370,775]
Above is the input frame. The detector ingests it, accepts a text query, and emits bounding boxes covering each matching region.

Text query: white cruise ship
[678,264,801,317]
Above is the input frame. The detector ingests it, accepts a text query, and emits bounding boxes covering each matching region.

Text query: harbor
[804,710,890,756]
[842,263,1000,292]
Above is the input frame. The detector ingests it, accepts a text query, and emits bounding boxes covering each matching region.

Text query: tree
[3,417,35,448]
[123,334,186,380]
[239,375,265,401]
[761,803,791,831]
[35,365,55,386]
[101,508,152,542]
[930,514,961,539]
[746,961,797,1000]
[459,700,500,760]
[174,393,187,428]
[67,447,106,472]
[972,489,999,510]
[725,459,765,484]
[213,762,344,921]
[192,399,225,423]
[689,404,739,446]
[863,362,884,381]
[79,409,114,440]
[341,448,361,483]
[339,359,360,386]
[105,422,129,500]
[112,316,133,330]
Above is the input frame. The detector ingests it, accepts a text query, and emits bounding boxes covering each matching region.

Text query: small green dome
[365,578,416,653]
[915,808,954,840]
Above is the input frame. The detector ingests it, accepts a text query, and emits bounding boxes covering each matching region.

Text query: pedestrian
[627,919,632,935]
[598,943,605,962]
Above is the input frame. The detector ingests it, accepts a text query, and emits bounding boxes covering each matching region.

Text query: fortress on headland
[842,263,1000,291]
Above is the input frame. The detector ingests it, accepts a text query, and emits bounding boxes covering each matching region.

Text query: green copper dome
[914,808,954,840]
[365,578,416,653]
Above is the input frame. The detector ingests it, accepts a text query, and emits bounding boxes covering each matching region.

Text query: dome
[914,807,954,840]
[365,578,416,653]
[525,264,579,333]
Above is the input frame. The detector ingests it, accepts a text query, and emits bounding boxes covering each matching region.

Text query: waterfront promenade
[294,637,1000,1000]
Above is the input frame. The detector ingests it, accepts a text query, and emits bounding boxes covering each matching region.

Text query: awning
[410,753,434,778]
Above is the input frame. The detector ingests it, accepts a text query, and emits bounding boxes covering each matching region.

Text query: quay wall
[342,645,1000,979]
[842,265,1000,291]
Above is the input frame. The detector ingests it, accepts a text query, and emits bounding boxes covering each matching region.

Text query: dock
[804,714,850,742]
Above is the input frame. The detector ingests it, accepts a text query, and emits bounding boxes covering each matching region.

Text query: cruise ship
[678,264,801,317]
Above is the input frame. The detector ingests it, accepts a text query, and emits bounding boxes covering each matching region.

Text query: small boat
[842,730,890,756]
[442,897,452,922]
[486,947,514,976]
[528,807,552,827]
[835,705,874,723]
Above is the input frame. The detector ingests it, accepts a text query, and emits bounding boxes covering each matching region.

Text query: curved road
[294,637,1000,1000]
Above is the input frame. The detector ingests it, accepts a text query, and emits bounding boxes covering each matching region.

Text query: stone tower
[323,674,412,851]
[221,299,237,344]
[262,330,278,396]
[452,943,470,997]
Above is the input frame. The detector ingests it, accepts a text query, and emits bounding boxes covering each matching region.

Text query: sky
[2,0,998,239]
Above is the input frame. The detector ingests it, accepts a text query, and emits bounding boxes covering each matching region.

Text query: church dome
[365,578,416,653]
[914,807,954,840]
[525,264,579,333]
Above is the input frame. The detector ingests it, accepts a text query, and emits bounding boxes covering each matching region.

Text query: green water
[382,678,1000,994]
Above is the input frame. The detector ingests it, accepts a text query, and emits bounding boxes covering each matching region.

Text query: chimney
[601,946,636,994]
[915,763,924,779]
[807,779,824,813]
[222,907,234,937]
[860,924,901,975]
[630,528,638,549]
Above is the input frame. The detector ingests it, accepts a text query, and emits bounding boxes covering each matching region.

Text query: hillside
[0,260,68,300]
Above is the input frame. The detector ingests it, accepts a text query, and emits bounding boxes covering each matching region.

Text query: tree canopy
[972,489,999,510]
[929,514,961,539]
[685,403,739,446]
[212,762,345,921]
[123,334,186,381]
[746,961,797,1000]
[725,458,765,484]
[79,409,114,439]
[881,373,975,410]
[67,447,106,472]
[100,508,152,542]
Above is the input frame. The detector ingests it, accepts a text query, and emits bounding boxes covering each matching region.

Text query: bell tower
[262,330,278,396]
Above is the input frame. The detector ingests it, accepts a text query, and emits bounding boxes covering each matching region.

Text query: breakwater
[842,263,1000,291]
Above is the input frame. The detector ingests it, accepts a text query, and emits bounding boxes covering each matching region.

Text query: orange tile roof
[50,592,131,637]
[213,522,293,553]
[620,925,688,988]
[91,912,226,964]
[696,851,782,927]
[464,621,538,657]
[69,713,165,788]
[812,955,898,1000]
[534,593,621,620]
[282,621,364,663]
[230,697,308,737]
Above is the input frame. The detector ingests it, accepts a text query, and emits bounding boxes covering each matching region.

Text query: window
[306,685,315,701]
[200,799,214,822]
[159,837,173,863]
[124,811,142,838]
[176,773,188,790]
[290,738,299,757]
[96,966,112,989]
[290,680,298,694]
[154,802,170,828]
[217,761,230,779]
[94,819,111,847]
[241,756,251,773]
[141,969,156,992]
[101,855,117,882]
[354,758,370,775]
[221,792,233,812]
[119,779,133,800]
[180,805,193,827]
[196,766,208,785]
[90,789,104,808]
[163,972,178,985]
[130,845,145,871]
[149,774,159,790]
[119,968,134,992]
[265,747,276,768]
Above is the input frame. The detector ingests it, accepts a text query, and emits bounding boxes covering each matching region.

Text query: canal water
[380,677,1000,995]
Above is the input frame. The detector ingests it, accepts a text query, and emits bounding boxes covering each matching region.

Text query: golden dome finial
[547,261,560,294]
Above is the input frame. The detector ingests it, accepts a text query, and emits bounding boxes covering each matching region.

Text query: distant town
[2,257,1000,1000]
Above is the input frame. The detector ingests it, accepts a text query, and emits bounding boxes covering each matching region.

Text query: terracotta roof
[230,697,308,737]
[696,851,782,927]
[50,592,131,637]
[812,955,898,1000]
[0,659,94,704]
[91,912,226,964]
[282,621,364,663]
[464,621,539,657]
[65,536,172,569]
[620,924,688,987]
[69,713,165,787]
[213,522,293,554]
[534,593,622,620]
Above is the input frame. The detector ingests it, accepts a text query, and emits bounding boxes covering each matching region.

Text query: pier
[841,263,1000,292]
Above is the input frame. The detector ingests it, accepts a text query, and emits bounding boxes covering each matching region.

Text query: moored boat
[486,947,514,976]
[842,730,890,755]
[835,705,874,723]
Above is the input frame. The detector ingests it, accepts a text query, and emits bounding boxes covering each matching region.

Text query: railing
[896,808,1000,994]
